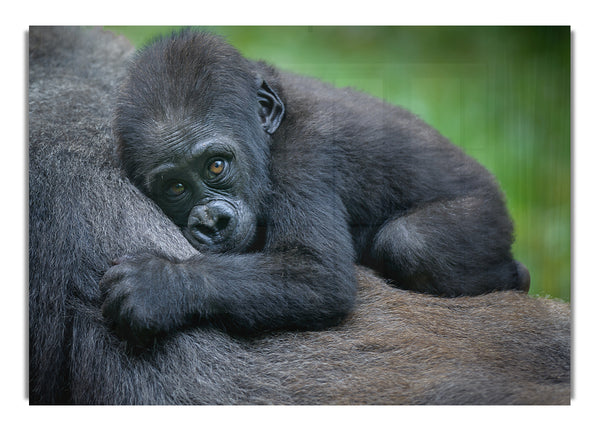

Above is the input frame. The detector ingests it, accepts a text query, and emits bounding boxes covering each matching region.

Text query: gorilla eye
[207,159,226,177]
[166,181,186,197]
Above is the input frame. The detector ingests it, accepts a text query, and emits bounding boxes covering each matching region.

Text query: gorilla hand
[101,253,197,347]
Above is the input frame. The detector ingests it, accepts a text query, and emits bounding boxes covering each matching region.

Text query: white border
[6,2,599,429]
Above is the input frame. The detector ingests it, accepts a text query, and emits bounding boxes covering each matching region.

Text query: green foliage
[105,26,571,301]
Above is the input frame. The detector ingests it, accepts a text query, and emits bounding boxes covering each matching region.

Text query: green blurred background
[106,26,571,301]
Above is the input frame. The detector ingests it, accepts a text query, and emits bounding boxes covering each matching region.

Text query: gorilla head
[115,32,284,252]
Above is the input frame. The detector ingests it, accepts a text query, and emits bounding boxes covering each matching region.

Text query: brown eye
[208,159,225,176]
[166,182,185,197]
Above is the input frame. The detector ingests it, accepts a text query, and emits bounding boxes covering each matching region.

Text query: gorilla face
[144,133,259,253]
[122,76,284,253]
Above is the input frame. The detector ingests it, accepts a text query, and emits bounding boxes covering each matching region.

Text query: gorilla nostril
[195,223,216,238]
[215,214,231,231]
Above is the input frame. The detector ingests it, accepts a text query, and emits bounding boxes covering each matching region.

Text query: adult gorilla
[29,26,569,405]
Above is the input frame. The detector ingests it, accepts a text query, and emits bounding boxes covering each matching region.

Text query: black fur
[29,26,568,406]
[102,30,530,346]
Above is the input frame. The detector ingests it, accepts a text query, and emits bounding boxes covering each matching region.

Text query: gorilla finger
[99,271,126,295]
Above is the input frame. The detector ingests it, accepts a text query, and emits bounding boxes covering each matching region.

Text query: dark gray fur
[29,26,569,405]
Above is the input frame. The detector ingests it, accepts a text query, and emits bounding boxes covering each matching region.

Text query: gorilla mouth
[184,224,231,251]
[183,216,255,254]
[195,217,231,242]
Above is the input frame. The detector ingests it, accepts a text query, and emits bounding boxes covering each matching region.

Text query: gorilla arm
[101,189,357,345]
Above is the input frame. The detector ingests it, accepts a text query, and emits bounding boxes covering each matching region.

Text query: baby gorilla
[102,30,530,346]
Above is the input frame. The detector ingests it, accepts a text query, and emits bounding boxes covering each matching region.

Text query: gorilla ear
[257,80,285,134]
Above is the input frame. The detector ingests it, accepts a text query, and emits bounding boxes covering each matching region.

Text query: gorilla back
[103,30,530,345]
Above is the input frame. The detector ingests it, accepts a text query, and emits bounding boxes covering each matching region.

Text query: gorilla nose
[188,201,235,244]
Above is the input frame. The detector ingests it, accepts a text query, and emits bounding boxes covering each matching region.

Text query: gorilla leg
[368,195,530,296]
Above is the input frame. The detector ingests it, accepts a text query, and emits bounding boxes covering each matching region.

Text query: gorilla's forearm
[101,251,356,345]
